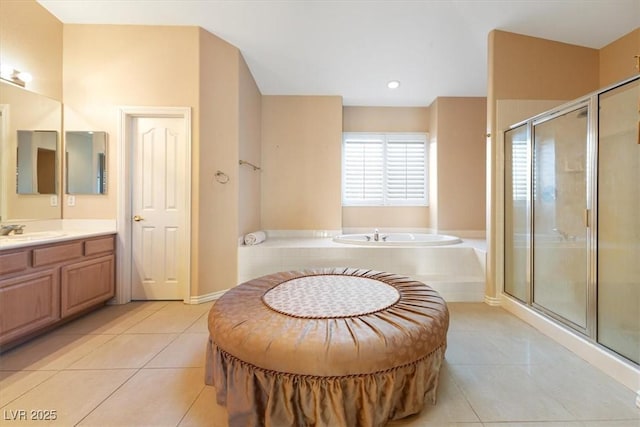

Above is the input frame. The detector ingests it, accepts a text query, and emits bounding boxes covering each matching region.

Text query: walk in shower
[504,75,639,366]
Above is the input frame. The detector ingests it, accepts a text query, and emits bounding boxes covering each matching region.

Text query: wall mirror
[65,131,107,194]
[0,82,62,221]
[17,130,58,194]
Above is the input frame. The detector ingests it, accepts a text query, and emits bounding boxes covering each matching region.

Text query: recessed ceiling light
[387,80,400,89]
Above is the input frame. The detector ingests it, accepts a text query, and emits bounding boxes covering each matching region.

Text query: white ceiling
[38,0,639,106]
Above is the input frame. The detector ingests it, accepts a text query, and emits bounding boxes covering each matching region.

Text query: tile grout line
[74,302,186,426]
[175,383,208,427]
[0,369,61,410]
[72,368,140,427]
[442,362,483,424]
[140,331,186,369]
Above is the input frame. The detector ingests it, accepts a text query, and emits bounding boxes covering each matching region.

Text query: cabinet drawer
[0,251,29,275]
[84,235,115,256]
[0,269,60,346]
[33,242,83,267]
[61,254,115,318]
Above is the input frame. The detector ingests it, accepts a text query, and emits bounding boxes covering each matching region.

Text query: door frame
[117,107,192,304]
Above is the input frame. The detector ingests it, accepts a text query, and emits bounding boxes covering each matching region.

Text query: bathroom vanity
[0,81,117,351]
[0,233,116,350]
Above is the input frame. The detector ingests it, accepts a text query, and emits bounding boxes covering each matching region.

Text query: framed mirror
[0,82,62,221]
[65,131,107,194]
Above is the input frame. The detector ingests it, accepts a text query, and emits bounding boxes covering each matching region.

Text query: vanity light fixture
[387,80,400,89]
[0,64,32,87]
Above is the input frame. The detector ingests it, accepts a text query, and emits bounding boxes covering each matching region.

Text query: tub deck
[238,237,486,302]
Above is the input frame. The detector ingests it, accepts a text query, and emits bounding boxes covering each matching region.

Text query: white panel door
[131,117,187,300]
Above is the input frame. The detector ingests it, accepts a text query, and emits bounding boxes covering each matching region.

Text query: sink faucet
[373,228,379,241]
[0,226,10,236]
[0,225,25,236]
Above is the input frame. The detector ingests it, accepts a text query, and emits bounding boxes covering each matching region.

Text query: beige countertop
[0,219,116,250]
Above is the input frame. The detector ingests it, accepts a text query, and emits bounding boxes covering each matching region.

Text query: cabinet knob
[132,215,144,222]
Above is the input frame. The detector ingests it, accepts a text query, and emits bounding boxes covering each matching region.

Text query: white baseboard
[187,289,228,305]
[484,295,502,306]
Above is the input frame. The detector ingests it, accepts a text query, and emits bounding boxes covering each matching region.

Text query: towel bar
[239,160,261,171]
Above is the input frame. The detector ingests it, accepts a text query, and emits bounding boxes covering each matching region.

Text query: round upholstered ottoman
[205,268,449,427]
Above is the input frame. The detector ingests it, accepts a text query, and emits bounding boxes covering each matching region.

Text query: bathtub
[333,232,462,246]
[238,231,486,302]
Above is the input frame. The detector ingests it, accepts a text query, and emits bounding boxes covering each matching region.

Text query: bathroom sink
[0,231,67,243]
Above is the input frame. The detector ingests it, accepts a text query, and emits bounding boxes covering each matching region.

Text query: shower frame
[502,74,639,367]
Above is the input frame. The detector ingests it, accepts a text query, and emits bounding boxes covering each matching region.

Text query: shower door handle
[583,209,590,228]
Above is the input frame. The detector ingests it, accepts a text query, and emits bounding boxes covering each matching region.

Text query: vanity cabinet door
[60,255,115,318]
[0,269,60,347]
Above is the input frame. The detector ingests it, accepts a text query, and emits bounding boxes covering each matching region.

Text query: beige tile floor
[0,302,638,426]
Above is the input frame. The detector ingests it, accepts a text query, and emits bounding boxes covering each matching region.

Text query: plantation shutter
[342,133,428,206]
[511,139,528,201]
[342,135,384,204]
[386,136,427,204]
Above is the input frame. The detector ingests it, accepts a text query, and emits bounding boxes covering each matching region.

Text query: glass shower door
[532,106,590,330]
[597,79,640,364]
[504,124,529,302]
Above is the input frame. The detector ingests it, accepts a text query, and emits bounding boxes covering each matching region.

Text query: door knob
[133,215,144,222]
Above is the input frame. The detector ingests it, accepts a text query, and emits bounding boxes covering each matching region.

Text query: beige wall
[599,28,640,88]
[341,207,430,230]
[238,55,262,236]
[261,96,342,230]
[62,24,200,220]
[341,103,486,233]
[63,24,246,297]
[343,107,429,132]
[0,0,63,222]
[433,97,486,233]
[196,28,241,295]
[342,106,431,229]
[10,2,255,297]
[490,30,600,101]
[0,0,62,100]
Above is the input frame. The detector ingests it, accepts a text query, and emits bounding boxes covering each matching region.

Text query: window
[510,138,528,201]
[509,136,552,203]
[342,133,428,206]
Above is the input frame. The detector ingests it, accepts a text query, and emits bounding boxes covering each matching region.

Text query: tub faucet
[373,228,379,241]
[552,228,569,241]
